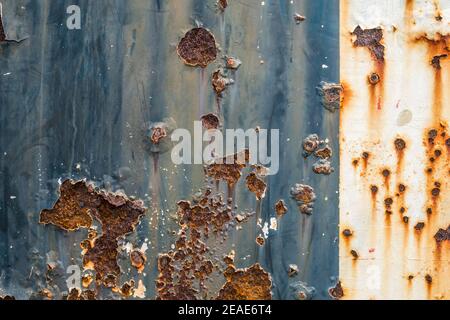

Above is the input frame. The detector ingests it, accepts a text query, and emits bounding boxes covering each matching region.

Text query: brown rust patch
[328,281,344,300]
[312,159,334,175]
[216,264,272,300]
[414,222,425,231]
[212,69,233,98]
[317,82,344,113]
[302,134,320,157]
[246,173,267,200]
[352,26,385,62]
[205,150,249,187]
[217,0,228,12]
[294,13,306,24]
[290,184,316,215]
[130,249,147,273]
[40,180,146,287]
[201,113,220,130]
[150,126,167,145]
[177,28,218,68]
[315,146,333,159]
[275,200,288,217]
[434,226,450,243]
[256,236,265,246]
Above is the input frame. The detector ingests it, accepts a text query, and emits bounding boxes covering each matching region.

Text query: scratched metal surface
[0,0,339,299]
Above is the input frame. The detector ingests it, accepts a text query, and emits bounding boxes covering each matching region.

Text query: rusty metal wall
[340,0,449,300]
[0,0,339,300]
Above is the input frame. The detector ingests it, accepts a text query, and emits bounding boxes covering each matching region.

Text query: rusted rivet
[400,207,406,214]
[368,72,380,85]
[403,216,409,224]
[362,152,370,159]
[425,274,433,284]
[398,184,406,193]
[352,159,359,166]
[394,138,406,151]
[371,185,379,194]
[434,149,442,157]
[426,168,433,174]
[446,138,450,147]
[350,250,359,259]
[431,188,440,197]
[408,275,414,281]
[384,198,393,207]
[382,169,391,178]
[428,129,438,144]
[415,222,425,231]
[342,229,353,237]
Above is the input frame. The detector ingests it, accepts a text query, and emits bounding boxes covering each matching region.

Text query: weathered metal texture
[0,0,339,299]
[340,0,450,299]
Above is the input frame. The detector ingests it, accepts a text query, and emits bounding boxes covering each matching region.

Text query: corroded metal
[340,0,450,300]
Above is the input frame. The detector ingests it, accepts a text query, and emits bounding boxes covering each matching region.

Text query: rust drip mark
[404,0,415,26]
[395,138,407,174]
[246,172,267,200]
[275,199,288,217]
[361,152,370,172]
[290,184,316,215]
[328,281,344,300]
[217,264,272,300]
[39,180,146,287]
[177,27,218,68]
[381,169,391,190]
[316,82,344,113]
[352,26,386,113]
[205,149,249,187]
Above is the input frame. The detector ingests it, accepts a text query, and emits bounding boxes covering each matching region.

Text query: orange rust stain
[341,80,353,109]
[404,0,415,27]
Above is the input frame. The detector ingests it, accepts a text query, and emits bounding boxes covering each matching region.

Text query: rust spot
[66,288,97,301]
[431,54,448,69]
[120,280,135,298]
[130,249,147,273]
[40,180,146,287]
[205,150,249,187]
[414,222,425,231]
[288,264,299,277]
[212,69,233,98]
[315,146,333,159]
[290,184,316,215]
[150,126,167,145]
[217,0,228,12]
[201,113,220,130]
[256,236,265,246]
[275,200,288,217]
[177,28,218,68]
[317,82,344,112]
[302,134,320,156]
[371,185,379,194]
[425,274,433,284]
[312,159,334,175]
[224,56,242,70]
[352,159,359,167]
[217,264,272,300]
[350,250,359,259]
[394,138,406,151]
[434,226,450,243]
[294,13,306,24]
[352,26,385,62]
[328,281,344,300]
[246,173,267,200]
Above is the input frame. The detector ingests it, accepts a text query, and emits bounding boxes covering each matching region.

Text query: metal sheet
[340,0,449,300]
